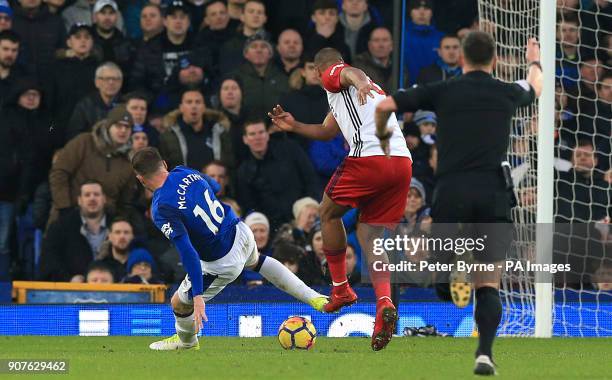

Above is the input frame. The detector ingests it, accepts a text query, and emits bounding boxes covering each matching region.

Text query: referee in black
[375,31,542,376]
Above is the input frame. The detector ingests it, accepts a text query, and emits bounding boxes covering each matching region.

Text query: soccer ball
[277,316,317,350]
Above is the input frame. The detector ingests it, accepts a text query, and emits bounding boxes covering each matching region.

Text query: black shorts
[430,170,513,264]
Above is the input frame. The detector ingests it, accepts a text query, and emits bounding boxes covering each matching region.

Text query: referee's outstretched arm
[374,36,543,154]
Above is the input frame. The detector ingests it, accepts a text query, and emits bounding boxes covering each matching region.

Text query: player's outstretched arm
[374,97,398,157]
[525,38,543,98]
[268,105,340,141]
[339,66,377,105]
[173,234,208,332]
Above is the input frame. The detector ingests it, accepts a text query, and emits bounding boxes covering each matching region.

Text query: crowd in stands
[0,0,609,290]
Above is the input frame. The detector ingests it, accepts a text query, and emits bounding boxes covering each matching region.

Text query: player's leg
[358,156,412,351]
[319,193,357,312]
[472,266,502,376]
[149,290,199,350]
[240,222,328,311]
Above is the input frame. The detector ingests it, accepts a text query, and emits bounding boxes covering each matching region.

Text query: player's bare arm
[374,97,399,157]
[268,105,340,141]
[339,67,377,105]
[525,38,543,98]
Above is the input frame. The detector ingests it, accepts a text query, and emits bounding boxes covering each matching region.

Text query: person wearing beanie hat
[399,178,432,236]
[123,247,162,284]
[49,102,137,222]
[0,0,13,32]
[413,110,437,144]
[244,211,271,252]
[292,197,319,234]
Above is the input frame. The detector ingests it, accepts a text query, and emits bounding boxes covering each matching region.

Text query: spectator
[90,0,132,77]
[403,0,444,85]
[281,55,328,149]
[414,110,436,143]
[86,260,115,283]
[62,0,125,34]
[236,120,319,229]
[130,0,194,98]
[399,178,432,236]
[417,34,461,84]
[139,3,163,42]
[156,53,214,113]
[556,14,580,89]
[0,78,56,217]
[122,247,162,284]
[292,196,320,238]
[159,89,233,171]
[275,28,303,76]
[352,26,396,93]
[66,61,122,140]
[555,140,610,223]
[240,211,271,286]
[125,91,159,147]
[579,0,611,57]
[274,241,302,275]
[49,104,137,220]
[12,0,65,77]
[339,0,378,60]
[234,33,289,120]
[196,0,239,75]
[45,23,99,144]
[0,30,27,110]
[218,76,249,165]
[203,160,230,197]
[304,0,351,61]
[39,181,111,281]
[130,125,148,155]
[227,0,245,21]
[219,0,269,75]
[297,222,326,285]
[95,217,133,280]
[344,243,361,285]
[0,1,12,32]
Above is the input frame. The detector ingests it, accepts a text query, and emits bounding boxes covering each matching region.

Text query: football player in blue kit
[131,148,328,350]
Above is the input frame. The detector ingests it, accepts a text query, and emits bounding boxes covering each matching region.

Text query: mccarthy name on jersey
[152,166,239,262]
[321,63,411,159]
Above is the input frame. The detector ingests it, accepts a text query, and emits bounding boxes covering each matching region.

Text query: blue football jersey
[152,166,239,261]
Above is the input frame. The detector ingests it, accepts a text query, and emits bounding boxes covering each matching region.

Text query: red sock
[369,265,391,302]
[324,248,347,285]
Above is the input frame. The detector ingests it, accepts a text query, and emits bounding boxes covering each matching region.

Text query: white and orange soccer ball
[277,316,317,350]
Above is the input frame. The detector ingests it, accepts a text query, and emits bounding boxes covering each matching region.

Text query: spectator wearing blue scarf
[416,34,462,85]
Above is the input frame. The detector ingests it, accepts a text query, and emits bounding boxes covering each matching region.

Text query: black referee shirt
[393,71,536,178]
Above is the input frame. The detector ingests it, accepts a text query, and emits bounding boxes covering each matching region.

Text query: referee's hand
[526,38,540,63]
[377,127,394,158]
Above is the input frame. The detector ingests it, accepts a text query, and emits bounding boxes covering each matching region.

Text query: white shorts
[177,221,259,304]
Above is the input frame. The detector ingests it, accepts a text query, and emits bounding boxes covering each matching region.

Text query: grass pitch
[0,336,610,380]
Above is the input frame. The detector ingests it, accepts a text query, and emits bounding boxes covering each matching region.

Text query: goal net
[477,0,612,336]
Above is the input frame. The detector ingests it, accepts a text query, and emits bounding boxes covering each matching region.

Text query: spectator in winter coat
[62,0,125,34]
[66,61,122,140]
[49,104,137,221]
[130,0,194,98]
[45,23,99,145]
[274,28,303,76]
[91,0,133,79]
[39,180,111,281]
[402,0,444,85]
[339,0,379,60]
[233,33,289,120]
[304,0,351,62]
[236,120,319,229]
[352,26,396,93]
[417,34,461,84]
[0,30,28,110]
[0,1,12,32]
[159,89,234,171]
[12,0,65,77]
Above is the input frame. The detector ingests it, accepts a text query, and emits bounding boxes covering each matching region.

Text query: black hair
[462,31,496,66]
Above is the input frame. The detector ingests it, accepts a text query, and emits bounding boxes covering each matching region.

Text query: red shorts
[325,156,412,226]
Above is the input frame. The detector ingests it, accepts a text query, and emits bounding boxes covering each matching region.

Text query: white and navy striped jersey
[321,63,411,159]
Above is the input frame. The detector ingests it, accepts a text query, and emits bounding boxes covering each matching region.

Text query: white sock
[174,312,197,345]
[258,256,322,303]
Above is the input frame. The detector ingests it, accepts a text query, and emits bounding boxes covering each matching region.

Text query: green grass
[0,337,610,379]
